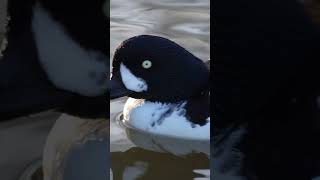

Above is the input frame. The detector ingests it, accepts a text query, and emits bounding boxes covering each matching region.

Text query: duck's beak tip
[110,77,131,100]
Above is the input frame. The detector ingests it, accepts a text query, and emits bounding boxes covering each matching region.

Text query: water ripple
[110,0,210,179]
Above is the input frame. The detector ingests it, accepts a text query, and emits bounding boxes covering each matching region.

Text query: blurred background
[1,0,319,179]
[0,0,108,179]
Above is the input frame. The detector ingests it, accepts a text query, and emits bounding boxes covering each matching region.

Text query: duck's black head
[110,35,209,103]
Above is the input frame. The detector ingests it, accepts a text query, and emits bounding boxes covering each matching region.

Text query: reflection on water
[110,0,210,179]
[111,148,209,180]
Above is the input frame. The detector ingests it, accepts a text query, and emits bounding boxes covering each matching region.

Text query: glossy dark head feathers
[112,35,209,102]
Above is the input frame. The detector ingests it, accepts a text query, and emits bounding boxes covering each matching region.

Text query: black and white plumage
[0,0,108,120]
[0,1,109,180]
[110,35,210,140]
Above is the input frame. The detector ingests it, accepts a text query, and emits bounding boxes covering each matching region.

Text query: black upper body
[212,0,320,179]
[110,35,210,125]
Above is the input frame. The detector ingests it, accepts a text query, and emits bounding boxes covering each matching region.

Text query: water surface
[110,0,210,179]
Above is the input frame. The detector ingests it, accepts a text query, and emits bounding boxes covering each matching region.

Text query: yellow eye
[142,60,152,69]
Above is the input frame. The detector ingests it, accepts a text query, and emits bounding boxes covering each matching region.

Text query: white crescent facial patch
[120,63,148,92]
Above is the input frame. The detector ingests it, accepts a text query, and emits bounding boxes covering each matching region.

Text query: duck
[0,1,109,179]
[213,0,320,179]
[110,35,210,140]
[0,0,108,120]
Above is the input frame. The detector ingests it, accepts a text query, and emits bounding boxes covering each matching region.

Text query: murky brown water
[110,0,210,179]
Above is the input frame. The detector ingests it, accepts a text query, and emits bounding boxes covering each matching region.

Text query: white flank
[123,98,210,140]
[32,4,107,96]
[120,63,148,92]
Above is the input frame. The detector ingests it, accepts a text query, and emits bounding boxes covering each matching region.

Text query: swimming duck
[0,1,109,179]
[0,0,108,120]
[110,35,210,140]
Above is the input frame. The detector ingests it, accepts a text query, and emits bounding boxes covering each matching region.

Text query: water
[1,0,210,179]
[110,0,210,179]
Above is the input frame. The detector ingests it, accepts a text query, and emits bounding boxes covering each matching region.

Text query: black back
[112,35,209,124]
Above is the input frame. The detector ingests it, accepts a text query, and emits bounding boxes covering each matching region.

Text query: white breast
[122,97,210,140]
[32,4,107,96]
